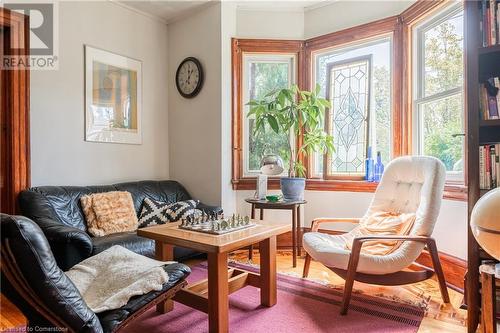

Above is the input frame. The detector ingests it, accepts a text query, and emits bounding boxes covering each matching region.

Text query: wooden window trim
[401,0,468,193]
[231,38,305,188]
[230,0,467,202]
[233,177,465,200]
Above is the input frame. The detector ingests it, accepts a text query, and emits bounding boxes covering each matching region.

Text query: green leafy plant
[247,84,334,178]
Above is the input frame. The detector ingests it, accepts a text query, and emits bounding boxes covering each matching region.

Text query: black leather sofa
[18,180,222,271]
[1,214,191,333]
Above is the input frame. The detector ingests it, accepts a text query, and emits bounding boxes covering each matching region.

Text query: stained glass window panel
[312,37,392,177]
[326,57,371,175]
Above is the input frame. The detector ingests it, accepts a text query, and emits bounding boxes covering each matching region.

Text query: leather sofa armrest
[35,217,93,270]
[197,202,223,215]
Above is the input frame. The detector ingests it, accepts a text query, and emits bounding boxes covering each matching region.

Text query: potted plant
[247,84,334,201]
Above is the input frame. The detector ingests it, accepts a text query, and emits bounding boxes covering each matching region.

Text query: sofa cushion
[138,198,198,228]
[92,233,202,263]
[81,191,138,236]
[92,232,155,258]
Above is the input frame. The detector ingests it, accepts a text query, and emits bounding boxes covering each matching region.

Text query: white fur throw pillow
[80,191,138,237]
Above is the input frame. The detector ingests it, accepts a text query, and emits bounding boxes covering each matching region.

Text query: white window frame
[242,53,297,177]
[412,3,464,183]
[310,35,394,178]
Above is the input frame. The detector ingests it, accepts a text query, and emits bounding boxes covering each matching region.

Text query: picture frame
[84,45,142,144]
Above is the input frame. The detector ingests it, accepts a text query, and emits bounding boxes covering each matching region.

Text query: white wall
[168,3,223,206]
[304,1,415,39]
[234,190,467,260]
[30,1,169,186]
[236,8,304,39]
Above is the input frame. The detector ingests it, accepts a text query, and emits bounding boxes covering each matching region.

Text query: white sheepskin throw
[65,245,171,313]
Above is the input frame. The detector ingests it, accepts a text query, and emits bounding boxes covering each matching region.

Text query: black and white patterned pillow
[138,198,198,228]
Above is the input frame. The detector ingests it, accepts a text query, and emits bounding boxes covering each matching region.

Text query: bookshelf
[480,119,500,127]
[465,1,500,332]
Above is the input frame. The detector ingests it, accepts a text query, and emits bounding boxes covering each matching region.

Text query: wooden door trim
[1,8,30,213]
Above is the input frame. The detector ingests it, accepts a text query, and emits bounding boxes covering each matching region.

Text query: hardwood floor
[0,250,467,332]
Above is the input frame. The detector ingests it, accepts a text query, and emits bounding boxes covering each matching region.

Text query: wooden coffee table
[137,220,291,333]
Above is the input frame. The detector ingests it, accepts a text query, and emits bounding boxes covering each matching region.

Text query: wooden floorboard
[0,250,467,332]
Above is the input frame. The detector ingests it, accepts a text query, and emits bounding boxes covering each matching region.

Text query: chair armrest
[311,218,360,232]
[352,235,431,244]
[35,217,93,270]
[350,235,433,257]
[197,202,223,215]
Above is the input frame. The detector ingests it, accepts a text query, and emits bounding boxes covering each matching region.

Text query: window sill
[231,178,467,201]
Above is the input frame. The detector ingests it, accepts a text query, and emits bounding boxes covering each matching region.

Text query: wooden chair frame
[302,218,450,315]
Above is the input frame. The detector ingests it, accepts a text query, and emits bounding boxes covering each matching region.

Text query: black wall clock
[175,57,204,98]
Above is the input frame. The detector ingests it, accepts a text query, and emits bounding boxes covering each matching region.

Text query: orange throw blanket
[341,211,416,256]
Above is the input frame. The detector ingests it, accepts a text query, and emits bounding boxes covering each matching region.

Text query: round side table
[245,198,307,268]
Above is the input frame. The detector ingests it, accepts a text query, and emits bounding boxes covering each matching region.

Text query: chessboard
[178,213,256,235]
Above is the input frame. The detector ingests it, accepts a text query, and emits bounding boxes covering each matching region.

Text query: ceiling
[119,1,212,23]
[119,0,330,23]
[235,0,329,11]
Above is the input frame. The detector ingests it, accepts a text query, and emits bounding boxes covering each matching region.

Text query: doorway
[0,9,30,214]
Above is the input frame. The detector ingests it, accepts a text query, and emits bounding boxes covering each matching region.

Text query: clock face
[176,57,204,98]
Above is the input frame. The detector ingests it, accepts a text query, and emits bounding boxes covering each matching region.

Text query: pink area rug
[122,262,425,333]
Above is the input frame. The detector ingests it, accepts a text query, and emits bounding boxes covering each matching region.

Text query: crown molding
[303,0,338,12]
[166,1,218,24]
[235,0,333,13]
[108,0,168,25]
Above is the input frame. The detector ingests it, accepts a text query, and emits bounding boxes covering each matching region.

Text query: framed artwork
[85,45,142,144]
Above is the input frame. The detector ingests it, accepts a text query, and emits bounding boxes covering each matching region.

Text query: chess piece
[244,216,250,225]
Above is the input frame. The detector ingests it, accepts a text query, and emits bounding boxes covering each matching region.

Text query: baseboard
[415,250,466,292]
[275,228,466,292]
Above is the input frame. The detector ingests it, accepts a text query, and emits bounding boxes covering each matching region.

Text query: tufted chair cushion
[303,156,446,275]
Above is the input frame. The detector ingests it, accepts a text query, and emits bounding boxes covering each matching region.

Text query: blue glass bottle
[365,147,375,182]
[374,151,385,182]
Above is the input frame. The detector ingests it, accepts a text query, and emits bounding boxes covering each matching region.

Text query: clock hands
[177,58,202,96]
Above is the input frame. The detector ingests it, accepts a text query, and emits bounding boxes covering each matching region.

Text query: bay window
[231,1,467,199]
